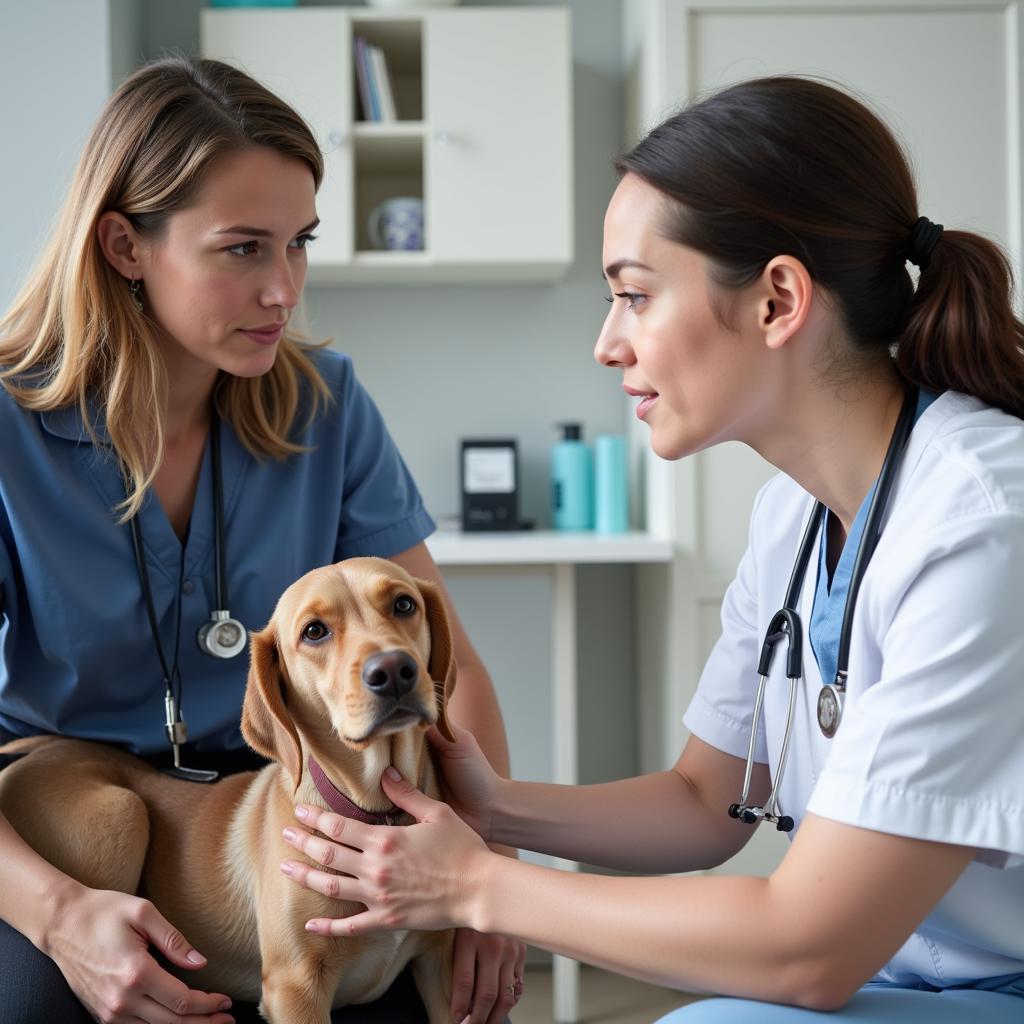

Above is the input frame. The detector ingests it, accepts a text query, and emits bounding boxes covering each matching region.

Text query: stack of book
[353,36,397,122]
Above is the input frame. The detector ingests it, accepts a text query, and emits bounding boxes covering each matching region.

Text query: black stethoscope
[728,386,919,833]
[128,413,246,782]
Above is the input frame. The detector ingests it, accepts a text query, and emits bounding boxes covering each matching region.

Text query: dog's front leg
[257,949,335,1024]
[411,930,456,1024]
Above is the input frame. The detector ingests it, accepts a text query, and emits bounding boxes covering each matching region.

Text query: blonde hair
[0,56,331,519]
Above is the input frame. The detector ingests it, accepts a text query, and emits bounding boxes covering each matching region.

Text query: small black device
[460,438,520,531]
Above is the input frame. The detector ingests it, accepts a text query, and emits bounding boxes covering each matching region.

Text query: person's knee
[653,996,788,1023]
[0,920,92,1023]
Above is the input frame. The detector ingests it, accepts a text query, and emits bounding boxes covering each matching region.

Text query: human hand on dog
[46,883,235,1024]
[281,766,492,936]
[426,726,528,1020]
[282,767,524,1022]
[448,926,527,1024]
[426,721,506,842]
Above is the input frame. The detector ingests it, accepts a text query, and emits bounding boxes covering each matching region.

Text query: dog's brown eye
[302,620,330,643]
[393,595,416,617]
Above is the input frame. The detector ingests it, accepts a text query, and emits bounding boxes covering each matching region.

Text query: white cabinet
[200,7,573,283]
[425,10,573,266]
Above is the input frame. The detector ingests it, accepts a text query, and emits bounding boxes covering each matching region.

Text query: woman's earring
[129,277,144,312]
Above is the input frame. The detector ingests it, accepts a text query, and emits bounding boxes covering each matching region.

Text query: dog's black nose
[362,650,418,699]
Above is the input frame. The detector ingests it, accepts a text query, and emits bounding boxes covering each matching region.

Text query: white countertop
[425,529,674,565]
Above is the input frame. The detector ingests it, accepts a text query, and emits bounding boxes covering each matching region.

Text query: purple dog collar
[307,756,406,826]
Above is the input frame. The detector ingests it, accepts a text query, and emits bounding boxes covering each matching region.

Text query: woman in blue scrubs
[278,77,1024,1021]
[0,57,523,1024]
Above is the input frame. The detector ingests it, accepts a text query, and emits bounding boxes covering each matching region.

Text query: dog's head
[241,557,458,788]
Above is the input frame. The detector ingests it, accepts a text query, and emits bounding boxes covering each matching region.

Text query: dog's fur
[0,557,458,1022]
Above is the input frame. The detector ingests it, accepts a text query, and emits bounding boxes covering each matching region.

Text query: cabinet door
[200,9,354,265]
[425,9,572,266]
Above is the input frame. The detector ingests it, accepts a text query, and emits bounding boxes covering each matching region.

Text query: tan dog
[0,557,457,1022]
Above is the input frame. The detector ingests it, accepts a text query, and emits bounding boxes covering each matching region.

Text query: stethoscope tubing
[127,412,239,781]
[835,390,919,677]
[729,386,920,832]
[210,416,229,613]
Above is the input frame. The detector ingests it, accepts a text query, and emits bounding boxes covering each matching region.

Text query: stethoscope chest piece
[816,681,844,738]
[197,609,247,659]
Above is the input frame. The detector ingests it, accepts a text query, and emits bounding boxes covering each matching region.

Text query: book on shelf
[352,36,396,122]
[370,45,397,122]
[353,36,376,121]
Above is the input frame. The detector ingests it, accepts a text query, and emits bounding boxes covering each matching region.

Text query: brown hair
[616,76,1024,418]
[0,56,331,518]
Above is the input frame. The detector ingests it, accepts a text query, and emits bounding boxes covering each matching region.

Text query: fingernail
[283,828,296,842]
[280,861,294,876]
[295,806,309,820]
[305,921,319,932]
[186,950,205,965]
[385,766,401,781]
[218,998,232,1010]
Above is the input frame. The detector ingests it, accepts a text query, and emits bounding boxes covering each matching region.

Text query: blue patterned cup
[368,197,425,251]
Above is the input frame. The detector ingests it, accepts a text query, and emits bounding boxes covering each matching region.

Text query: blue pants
[655,982,1024,1022]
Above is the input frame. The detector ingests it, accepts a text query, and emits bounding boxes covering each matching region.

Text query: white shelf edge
[349,250,431,265]
[350,9,431,22]
[353,121,427,137]
[425,529,674,566]
[305,259,572,285]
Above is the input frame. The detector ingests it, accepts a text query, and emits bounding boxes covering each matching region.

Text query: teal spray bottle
[551,422,593,530]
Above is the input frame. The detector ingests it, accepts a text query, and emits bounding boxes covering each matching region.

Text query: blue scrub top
[0,349,435,754]
[810,390,939,684]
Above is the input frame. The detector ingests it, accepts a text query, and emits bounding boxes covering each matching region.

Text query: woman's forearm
[467,855,820,1006]
[0,811,82,951]
[491,770,752,873]
[446,659,518,858]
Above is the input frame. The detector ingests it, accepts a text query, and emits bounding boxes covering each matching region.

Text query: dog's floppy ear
[241,624,303,791]
[414,577,458,743]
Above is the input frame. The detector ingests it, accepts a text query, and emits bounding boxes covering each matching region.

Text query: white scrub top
[684,391,1024,988]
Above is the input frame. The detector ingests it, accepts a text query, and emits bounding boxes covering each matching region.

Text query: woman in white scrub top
[277,77,1024,1021]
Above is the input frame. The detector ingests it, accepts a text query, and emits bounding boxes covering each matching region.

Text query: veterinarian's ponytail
[895,228,1024,417]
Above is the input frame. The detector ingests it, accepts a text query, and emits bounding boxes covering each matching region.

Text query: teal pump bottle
[551,423,593,530]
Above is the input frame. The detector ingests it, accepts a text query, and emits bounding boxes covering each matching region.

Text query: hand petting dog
[282,745,526,1024]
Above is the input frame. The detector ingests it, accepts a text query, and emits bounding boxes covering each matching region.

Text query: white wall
[0,0,116,311]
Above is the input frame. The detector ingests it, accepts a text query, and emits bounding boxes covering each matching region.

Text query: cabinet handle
[326,130,346,151]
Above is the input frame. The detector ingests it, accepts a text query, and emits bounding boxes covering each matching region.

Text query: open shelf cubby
[351,18,423,124]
